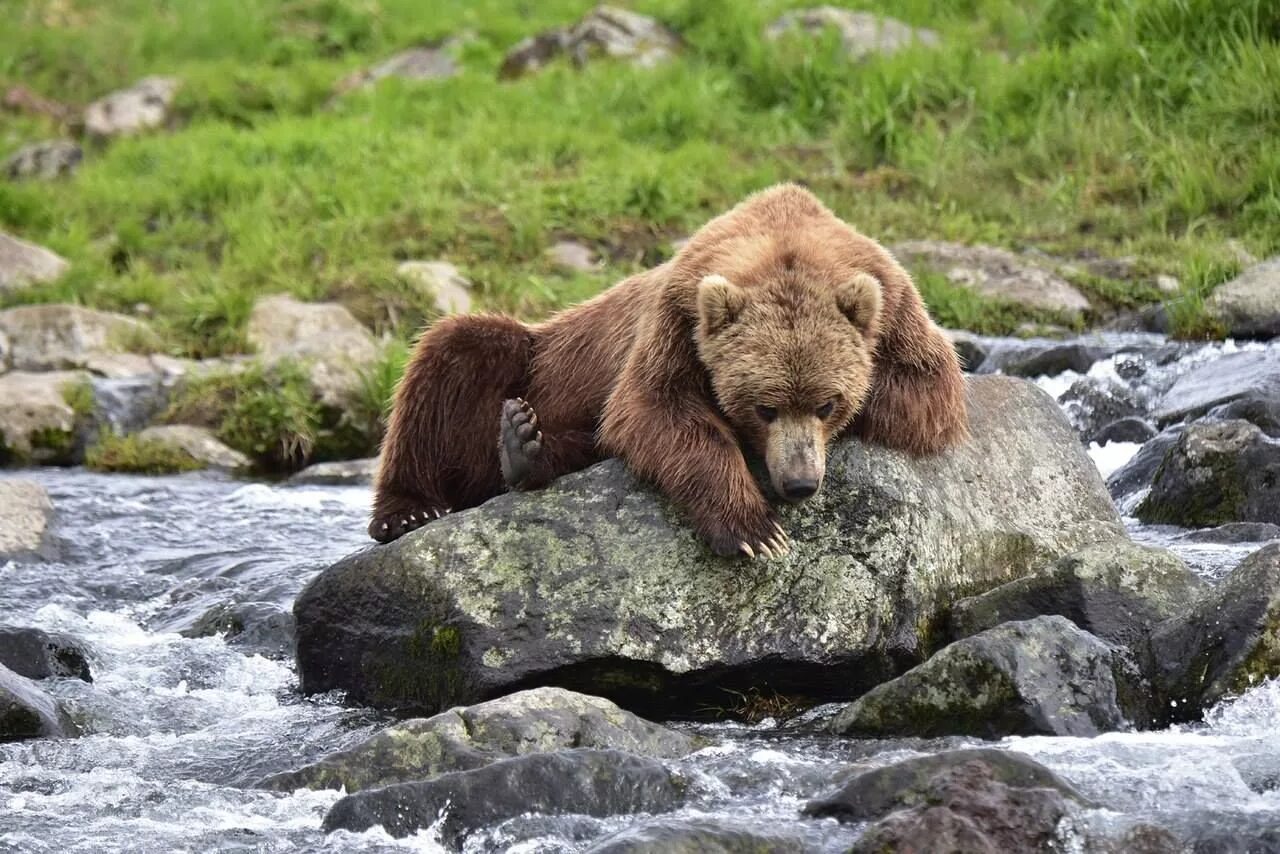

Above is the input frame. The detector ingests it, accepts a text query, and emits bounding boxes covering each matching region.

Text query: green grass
[85,432,208,474]
[2,0,1278,362]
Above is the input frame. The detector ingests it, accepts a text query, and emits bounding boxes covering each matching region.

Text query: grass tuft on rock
[85,433,206,474]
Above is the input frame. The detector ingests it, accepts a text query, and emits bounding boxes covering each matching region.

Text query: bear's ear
[836,272,882,332]
[697,274,747,336]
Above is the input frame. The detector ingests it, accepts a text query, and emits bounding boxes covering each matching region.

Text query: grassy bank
[3,0,1278,355]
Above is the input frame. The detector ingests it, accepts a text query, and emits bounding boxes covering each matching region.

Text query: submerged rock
[586,819,801,853]
[766,8,940,60]
[500,6,681,79]
[949,540,1205,653]
[0,232,69,293]
[262,686,697,793]
[0,627,92,682]
[893,241,1091,317]
[0,663,75,742]
[1206,257,1280,340]
[1177,522,1280,544]
[1136,420,1280,527]
[1059,377,1144,444]
[0,480,57,560]
[804,749,1085,854]
[295,376,1123,716]
[322,749,687,844]
[1149,544,1280,723]
[183,602,294,659]
[831,616,1137,738]
[83,76,180,137]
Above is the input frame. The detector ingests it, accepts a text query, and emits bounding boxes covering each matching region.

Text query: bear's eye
[817,400,836,419]
[755,405,778,423]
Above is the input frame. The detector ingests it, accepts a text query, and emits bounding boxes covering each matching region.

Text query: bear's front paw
[368,506,450,543]
[705,516,790,559]
[499,397,544,490]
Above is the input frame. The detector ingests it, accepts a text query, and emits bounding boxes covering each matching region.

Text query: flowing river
[2,335,1279,852]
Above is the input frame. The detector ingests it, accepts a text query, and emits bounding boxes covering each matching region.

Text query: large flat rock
[295,376,1123,716]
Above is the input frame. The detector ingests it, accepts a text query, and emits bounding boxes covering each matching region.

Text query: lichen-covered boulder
[1136,420,1280,527]
[1149,543,1280,724]
[0,371,89,464]
[295,376,1123,716]
[831,617,1138,738]
[499,6,681,79]
[261,687,698,793]
[0,480,58,561]
[949,540,1206,652]
[322,749,687,845]
[1,663,76,742]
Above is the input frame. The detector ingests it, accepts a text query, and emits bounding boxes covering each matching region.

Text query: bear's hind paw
[368,506,450,543]
[499,397,544,490]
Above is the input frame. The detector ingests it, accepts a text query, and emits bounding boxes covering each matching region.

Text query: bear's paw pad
[499,397,544,490]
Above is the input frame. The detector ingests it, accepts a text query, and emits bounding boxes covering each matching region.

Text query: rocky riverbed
[3,332,1280,852]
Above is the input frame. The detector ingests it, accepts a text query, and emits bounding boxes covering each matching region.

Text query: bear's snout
[766,416,826,503]
[781,477,819,501]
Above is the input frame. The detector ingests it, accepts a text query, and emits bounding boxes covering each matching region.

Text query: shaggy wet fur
[370,184,967,555]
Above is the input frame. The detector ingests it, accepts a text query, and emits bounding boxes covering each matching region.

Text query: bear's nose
[782,478,819,501]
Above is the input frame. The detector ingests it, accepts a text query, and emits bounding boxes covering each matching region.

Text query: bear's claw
[368,505,450,543]
[500,397,544,490]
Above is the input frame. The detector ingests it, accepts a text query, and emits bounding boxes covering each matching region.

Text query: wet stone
[0,627,92,682]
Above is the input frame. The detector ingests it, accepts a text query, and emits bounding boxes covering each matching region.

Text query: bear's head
[695,262,882,502]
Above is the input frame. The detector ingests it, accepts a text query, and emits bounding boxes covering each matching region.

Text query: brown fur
[370,184,967,554]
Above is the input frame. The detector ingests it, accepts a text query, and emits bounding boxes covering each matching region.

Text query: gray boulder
[893,241,1091,317]
[294,376,1123,715]
[943,328,987,372]
[262,686,697,793]
[1149,543,1280,723]
[1,663,75,742]
[0,371,90,464]
[336,44,458,93]
[547,238,602,272]
[1107,427,1184,502]
[949,540,1206,653]
[396,260,472,315]
[0,232,68,293]
[1207,391,1280,438]
[1136,420,1280,527]
[0,480,57,560]
[1154,348,1280,424]
[804,749,1085,854]
[0,627,92,682]
[4,140,82,180]
[1093,417,1157,445]
[1206,257,1280,339]
[1177,522,1280,544]
[288,457,379,485]
[183,602,294,659]
[500,6,680,79]
[831,616,1137,738]
[0,304,159,373]
[322,749,687,845]
[83,76,180,137]
[1059,377,1144,444]
[766,8,940,60]
[133,425,250,471]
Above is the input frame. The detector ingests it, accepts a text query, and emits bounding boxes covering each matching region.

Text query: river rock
[831,616,1136,738]
[804,748,1085,822]
[1206,257,1280,339]
[1093,416,1157,445]
[766,8,940,59]
[0,232,69,293]
[0,304,158,373]
[0,370,88,464]
[1177,522,1280,544]
[948,540,1206,653]
[295,376,1123,715]
[0,627,92,682]
[322,749,687,844]
[586,819,800,853]
[396,260,472,314]
[0,480,57,560]
[893,241,1091,317]
[0,663,75,742]
[1136,420,1280,527]
[943,328,987,372]
[1059,377,1144,443]
[245,294,378,408]
[1149,543,1280,723]
[500,6,680,79]
[1208,392,1280,438]
[134,425,250,471]
[83,76,180,137]
[4,140,82,180]
[288,457,379,485]
[1107,426,1183,502]
[1154,348,1280,424]
[264,686,696,792]
[183,601,293,658]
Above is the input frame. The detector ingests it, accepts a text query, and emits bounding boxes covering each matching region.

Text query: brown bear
[369,184,967,557]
